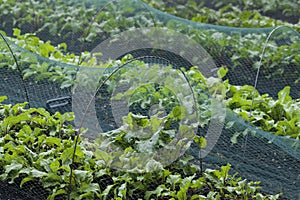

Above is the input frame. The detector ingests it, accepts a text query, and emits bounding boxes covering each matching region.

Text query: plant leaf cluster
[187,66,300,140]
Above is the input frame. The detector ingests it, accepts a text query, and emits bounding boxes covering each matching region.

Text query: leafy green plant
[226,85,300,139]
[10,28,80,64]
[0,96,82,199]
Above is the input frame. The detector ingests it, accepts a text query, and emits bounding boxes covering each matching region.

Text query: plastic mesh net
[0,0,300,199]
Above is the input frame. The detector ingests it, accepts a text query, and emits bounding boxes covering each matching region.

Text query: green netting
[0,0,300,199]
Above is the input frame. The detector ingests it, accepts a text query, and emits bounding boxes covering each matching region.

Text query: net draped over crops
[0,0,300,199]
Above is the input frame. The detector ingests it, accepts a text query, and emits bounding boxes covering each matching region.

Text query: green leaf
[38,158,52,173]
[60,147,74,165]
[74,170,91,182]
[50,159,60,173]
[31,169,47,178]
[171,106,183,119]
[225,121,235,129]
[48,189,67,200]
[80,182,99,193]
[100,184,115,199]
[117,182,127,198]
[278,86,292,104]
[0,96,7,103]
[13,28,21,37]
[94,149,114,166]
[45,137,61,146]
[5,161,23,175]
[145,185,167,200]
[217,67,228,79]
[42,174,63,188]
[194,135,207,148]
[20,177,35,188]
[230,132,241,144]
[167,174,181,190]
[150,116,163,133]
[145,159,164,172]
[1,113,31,131]
[220,163,230,181]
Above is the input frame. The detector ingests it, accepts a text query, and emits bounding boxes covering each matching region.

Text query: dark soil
[0,181,33,200]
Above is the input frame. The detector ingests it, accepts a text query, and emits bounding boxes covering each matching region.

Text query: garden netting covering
[0,0,300,199]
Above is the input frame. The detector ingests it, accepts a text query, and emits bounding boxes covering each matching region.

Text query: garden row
[0,86,282,199]
[144,0,300,29]
[1,0,299,98]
